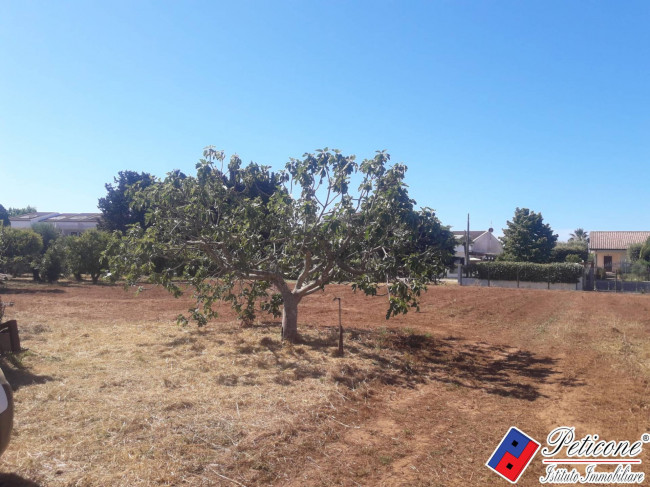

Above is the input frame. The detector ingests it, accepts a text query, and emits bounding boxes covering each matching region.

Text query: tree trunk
[281,294,300,343]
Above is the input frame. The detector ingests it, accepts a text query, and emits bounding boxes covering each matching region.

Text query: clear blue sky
[1,1,648,240]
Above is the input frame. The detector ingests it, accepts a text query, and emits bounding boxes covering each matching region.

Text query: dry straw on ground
[0,280,648,486]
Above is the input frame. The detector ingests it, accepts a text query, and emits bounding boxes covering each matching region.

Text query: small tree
[98,171,157,233]
[639,237,650,264]
[500,208,558,263]
[628,242,643,262]
[30,223,62,281]
[39,241,66,283]
[110,148,455,342]
[0,228,43,277]
[66,230,114,284]
[32,223,61,251]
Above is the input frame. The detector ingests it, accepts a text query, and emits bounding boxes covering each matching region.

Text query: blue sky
[1,1,648,240]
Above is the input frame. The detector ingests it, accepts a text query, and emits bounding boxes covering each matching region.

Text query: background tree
[569,228,589,243]
[32,223,61,252]
[31,223,62,281]
[500,208,558,263]
[0,205,9,227]
[110,148,455,342]
[66,230,115,284]
[7,206,37,217]
[0,228,43,277]
[98,171,157,233]
[38,240,66,283]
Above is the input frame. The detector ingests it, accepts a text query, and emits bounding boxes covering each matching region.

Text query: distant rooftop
[9,212,57,221]
[43,213,101,223]
[452,230,487,241]
[589,231,650,250]
[9,212,101,223]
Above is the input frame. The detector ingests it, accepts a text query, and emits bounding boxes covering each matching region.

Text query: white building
[451,228,503,264]
[9,212,101,236]
[447,228,503,278]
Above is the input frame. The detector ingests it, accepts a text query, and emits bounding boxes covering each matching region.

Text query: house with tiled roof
[589,231,650,272]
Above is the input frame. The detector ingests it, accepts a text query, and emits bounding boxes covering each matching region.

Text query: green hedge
[551,242,589,263]
[466,262,584,284]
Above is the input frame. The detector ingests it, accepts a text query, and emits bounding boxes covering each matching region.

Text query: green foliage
[627,261,650,280]
[7,206,36,217]
[551,242,588,263]
[109,147,455,341]
[639,237,650,264]
[39,241,66,283]
[98,170,157,233]
[628,243,643,262]
[568,228,589,243]
[564,254,582,264]
[66,230,115,283]
[29,223,63,281]
[467,262,583,283]
[0,205,9,227]
[0,227,43,276]
[500,208,558,263]
[31,223,61,251]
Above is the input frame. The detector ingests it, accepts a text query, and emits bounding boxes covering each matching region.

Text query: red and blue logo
[486,427,540,483]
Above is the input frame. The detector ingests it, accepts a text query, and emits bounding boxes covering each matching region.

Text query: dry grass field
[0,281,648,486]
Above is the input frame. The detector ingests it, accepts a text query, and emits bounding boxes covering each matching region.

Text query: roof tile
[589,231,650,250]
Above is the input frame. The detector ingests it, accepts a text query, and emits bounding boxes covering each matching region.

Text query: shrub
[565,254,582,264]
[466,261,583,283]
[628,243,643,262]
[31,223,61,251]
[627,261,650,281]
[639,237,650,264]
[551,242,588,263]
[65,230,115,284]
[39,243,65,283]
[0,227,43,276]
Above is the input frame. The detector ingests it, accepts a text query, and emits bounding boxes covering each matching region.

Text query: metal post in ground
[333,297,343,356]
[517,267,520,288]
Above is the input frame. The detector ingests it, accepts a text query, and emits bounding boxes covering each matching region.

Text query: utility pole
[465,213,470,274]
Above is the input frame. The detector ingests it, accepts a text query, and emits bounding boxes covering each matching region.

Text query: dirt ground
[0,281,648,486]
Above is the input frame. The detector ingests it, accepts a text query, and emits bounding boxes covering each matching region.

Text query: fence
[457,262,650,294]
[457,264,584,291]
[593,280,650,293]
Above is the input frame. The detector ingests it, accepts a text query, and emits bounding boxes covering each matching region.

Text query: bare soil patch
[0,282,648,486]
